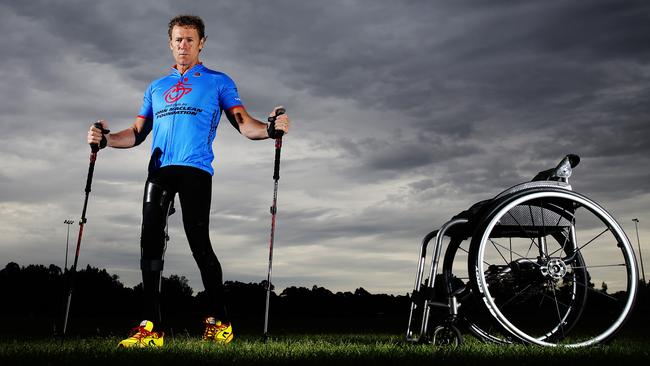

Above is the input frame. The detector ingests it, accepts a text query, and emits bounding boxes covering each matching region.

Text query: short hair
[168,15,205,40]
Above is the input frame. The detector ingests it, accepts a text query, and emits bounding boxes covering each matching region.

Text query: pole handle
[90,122,110,152]
[268,108,285,180]
[267,108,286,139]
[273,138,283,181]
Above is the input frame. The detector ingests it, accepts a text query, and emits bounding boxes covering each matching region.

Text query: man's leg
[176,167,229,322]
[117,176,172,348]
[140,177,175,326]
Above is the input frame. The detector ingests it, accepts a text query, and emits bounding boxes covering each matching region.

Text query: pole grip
[273,137,282,180]
[269,108,285,180]
[267,108,286,139]
[90,122,110,152]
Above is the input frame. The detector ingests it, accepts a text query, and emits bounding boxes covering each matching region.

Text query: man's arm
[87,117,152,148]
[226,106,290,140]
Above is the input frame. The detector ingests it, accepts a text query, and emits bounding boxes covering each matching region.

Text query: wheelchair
[406,154,639,347]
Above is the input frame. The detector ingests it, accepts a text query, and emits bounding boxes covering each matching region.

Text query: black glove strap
[99,134,107,149]
[93,122,110,150]
[267,108,285,139]
[267,121,279,139]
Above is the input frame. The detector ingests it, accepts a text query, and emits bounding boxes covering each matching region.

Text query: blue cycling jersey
[138,63,243,175]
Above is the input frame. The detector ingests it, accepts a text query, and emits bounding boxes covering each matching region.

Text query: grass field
[1,334,648,366]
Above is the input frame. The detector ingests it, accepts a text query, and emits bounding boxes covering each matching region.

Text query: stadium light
[633,219,646,285]
[63,219,75,271]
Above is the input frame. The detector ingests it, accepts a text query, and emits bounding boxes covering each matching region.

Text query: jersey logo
[164,80,193,104]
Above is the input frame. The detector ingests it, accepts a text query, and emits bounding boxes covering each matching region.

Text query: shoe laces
[129,325,155,340]
[203,322,226,340]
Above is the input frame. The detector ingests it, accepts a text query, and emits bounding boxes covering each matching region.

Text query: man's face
[169,25,204,67]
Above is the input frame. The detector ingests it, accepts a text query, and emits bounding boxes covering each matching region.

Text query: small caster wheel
[432,324,462,346]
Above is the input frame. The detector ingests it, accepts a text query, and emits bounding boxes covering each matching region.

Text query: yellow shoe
[203,317,233,343]
[117,320,164,348]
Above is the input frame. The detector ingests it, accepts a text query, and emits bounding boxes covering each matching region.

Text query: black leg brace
[140,180,175,326]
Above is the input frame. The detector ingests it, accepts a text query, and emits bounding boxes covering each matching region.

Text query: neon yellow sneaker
[202,317,233,343]
[117,320,164,348]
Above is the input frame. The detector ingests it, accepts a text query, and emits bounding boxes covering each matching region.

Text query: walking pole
[61,122,109,340]
[264,108,285,340]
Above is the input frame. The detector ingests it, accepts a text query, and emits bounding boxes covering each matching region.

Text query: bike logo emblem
[164,80,192,104]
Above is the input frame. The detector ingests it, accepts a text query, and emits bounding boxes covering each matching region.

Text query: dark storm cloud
[529,1,650,61]
[3,0,169,75]
[286,0,650,203]
[1,0,648,293]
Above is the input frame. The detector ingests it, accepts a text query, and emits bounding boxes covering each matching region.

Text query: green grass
[1,334,648,366]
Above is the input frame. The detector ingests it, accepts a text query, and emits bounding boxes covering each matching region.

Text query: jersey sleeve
[137,83,154,120]
[218,74,243,111]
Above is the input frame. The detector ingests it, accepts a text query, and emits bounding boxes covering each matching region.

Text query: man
[87,15,290,347]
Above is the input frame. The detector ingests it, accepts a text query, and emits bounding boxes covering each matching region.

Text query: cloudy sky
[1,0,648,295]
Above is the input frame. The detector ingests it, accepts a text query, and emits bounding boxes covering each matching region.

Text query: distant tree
[311,285,334,297]
[1,262,20,275]
[163,274,193,298]
[354,287,370,297]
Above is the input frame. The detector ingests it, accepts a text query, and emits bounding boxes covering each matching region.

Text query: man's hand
[268,106,290,137]
[87,120,110,149]
[225,106,291,140]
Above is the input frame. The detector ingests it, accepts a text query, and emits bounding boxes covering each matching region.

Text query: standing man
[87,15,290,347]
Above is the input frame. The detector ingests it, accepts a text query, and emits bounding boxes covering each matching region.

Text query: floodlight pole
[63,219,75,272]
[633,219,646,285]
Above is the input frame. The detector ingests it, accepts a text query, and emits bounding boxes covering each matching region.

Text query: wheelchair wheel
[468,188,638,347]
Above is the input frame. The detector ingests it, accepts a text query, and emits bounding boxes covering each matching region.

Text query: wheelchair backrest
[494,154,580,199]
[488,154,580,237]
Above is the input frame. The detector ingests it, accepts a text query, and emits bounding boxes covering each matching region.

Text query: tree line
[0,262,410,336]
[1,262,647,338]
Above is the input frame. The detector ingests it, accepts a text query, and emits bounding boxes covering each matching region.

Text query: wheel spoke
[587,286,625,303]
[548,227,573,258]
[488,239,535,263]
[572,279,622,302]
[537,285,575,310]
[549,283,567,338]
[525,238,537,260]
[497,283,534,309]
[573,228,611,255]
[571,263,627,270]
[489,239,510,265]
[506,210,541,251]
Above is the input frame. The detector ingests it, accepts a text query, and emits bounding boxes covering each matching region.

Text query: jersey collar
[170,63,205,77]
